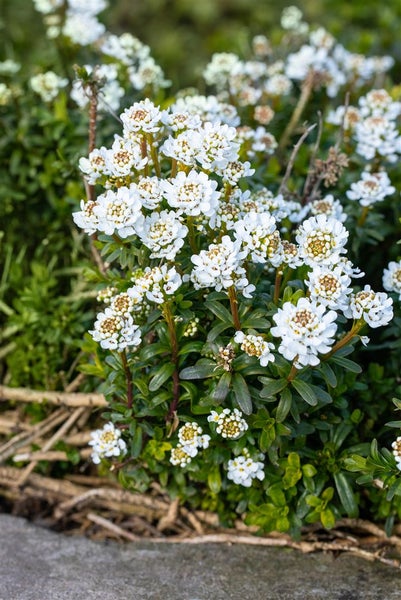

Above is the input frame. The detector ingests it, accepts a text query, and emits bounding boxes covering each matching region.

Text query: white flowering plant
[71,8,401,536]
[4,2,401,537]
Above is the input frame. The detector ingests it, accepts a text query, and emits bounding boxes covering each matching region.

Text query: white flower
[30,71,68,101]
[264,74,293,97]
[93,186,144,238]
[120,99,166,136]
[271,297,337,368]
[354,116,401,162]
[177,422,211,456]
[128,265,182,306]
[160,169,220,217]
[100,32,150,64]
[62,12,106,45]
[383,261,401,300]
[161,129,202,166]
[79,147,110,185]
[128,57,170,91]
[233,211,282,266]
[392,437,401,470]
[343,285,393,328]
[138,210,188,260]
[169,94,240,127]
[71,64,123,112]
[227,449,265,487]
[170,444,193,467]
[196,122,240,171]
[359,89,401,120]
[89,422,127,465]
[104,136,147,178]
[305,265,353,311]
[296,214,348,267]
[89,308,141,351]
[133,176,164,210]
[72,200,99,235]
[309,195,347,223]
[190,235,255,298]
[234,331,275,367]
[346,171,395,207]
[203,52,243,89]
[207,408,248,439]
[247,126,278,157]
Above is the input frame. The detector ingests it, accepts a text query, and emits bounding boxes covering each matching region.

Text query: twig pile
[1,384,401,569]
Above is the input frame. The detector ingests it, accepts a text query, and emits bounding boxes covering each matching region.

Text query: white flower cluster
[328,89,401,163]
[383,261,401,300]
[346,170,395,207]
[227,449,265,487]
[170,422,210,467]
[207,408,248,439]
[33,0,107,45]
[271,297,338,368]
[30,71,68,102]
[392,437,401,471]
[89,421,127,464]
[234,331,275,367]
[89,305,141,351]
[343,285,393,328]
[128,265,182,306]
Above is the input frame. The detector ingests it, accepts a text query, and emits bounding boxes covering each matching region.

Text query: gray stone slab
[0,513,401,600]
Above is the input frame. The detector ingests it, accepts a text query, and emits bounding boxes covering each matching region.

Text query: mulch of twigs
[1,382,401,570]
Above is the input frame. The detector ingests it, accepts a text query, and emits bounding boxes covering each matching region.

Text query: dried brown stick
[13,449,92,463]
[86,512,140,541]
[0,385,107,408]
[0,408,67,463]
[16,407,87,487]
[278,123,317,197]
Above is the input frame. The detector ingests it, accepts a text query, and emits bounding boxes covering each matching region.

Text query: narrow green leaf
[276,388,292,423]
[131,427,143,458]
[319,362,337,387]
[207,321,232,342]
[204,300,232,324]
[178,341,203,356]
[179,359,217,380]
[291,379,318,406]
[330,356,362,374]
[259,377,288,398]
[385,421,401,428]
[149,362,175,392]
[212,372,232,402]
[334,472,358,517]
[232,372,252,415]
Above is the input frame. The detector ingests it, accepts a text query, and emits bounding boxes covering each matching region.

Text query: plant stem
[163,303,180,423]
[287,359,299,382]
[120,350,133,410]
[228,286,241,331]
[322,321,364,361]
[357,206,370,227]
[278,71,314,154]
[147,133,161,177]
[273,269,283,304]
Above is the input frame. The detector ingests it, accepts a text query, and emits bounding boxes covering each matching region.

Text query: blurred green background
[2,0,401,90]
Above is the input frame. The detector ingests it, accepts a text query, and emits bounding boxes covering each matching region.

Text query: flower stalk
[228,285,241,331]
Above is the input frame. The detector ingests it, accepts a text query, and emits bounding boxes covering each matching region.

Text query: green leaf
[212,371,232,402]
[275,388,292,422]
[130,427,143,458]
[319,362,337,387]
[232,372,252,415]
[259,377,288,398]
[178,341,203,356]
[207,321,232,342]
[149,362,175,392]
[333,472,358,518]
[208,466,222,494]
[179,359,216,379]
[291,379,318,406]
[321,508,336,529]
[385,421,401,428]
[204,300,232,324]
[330,356,362,374]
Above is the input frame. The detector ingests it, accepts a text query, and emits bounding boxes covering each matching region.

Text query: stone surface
[1,513,401,599]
